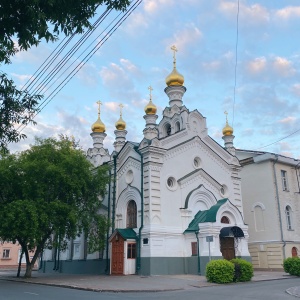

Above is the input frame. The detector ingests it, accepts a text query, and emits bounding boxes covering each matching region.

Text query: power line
[16,0,143,135]
[255,128,300,150]
[232,0,239,128]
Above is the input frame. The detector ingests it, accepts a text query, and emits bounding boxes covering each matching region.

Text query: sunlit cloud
[274,6,300,20]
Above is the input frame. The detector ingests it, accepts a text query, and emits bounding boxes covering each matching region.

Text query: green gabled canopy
[184,198,228,233]
[110,228,137,241]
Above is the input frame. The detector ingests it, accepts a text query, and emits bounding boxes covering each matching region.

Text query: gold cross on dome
[171,45,178,67]
[224,111,228,123]
[148,85,153,101]
[96,100,102,117]
[119,103,124,116]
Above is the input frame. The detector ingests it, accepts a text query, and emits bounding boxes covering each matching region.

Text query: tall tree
[0,0,130,152]
[0,136,110,278]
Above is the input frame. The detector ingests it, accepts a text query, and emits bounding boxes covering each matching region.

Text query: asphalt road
[0,278,299,300]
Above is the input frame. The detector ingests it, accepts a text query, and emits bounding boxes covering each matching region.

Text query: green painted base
[39,259,108,274]
[139,256,252,276]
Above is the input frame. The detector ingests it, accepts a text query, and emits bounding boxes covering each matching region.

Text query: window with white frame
[281,170,289,191]
[2,249,10,259]
[285,205,293,230]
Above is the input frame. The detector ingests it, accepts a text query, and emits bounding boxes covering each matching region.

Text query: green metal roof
[184,198,228,233]
[116,228,137,240]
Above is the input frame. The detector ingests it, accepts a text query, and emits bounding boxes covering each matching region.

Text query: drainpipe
[112,155,117,232]
[295,162,300,193]
[196,231,201,275]
[134,146,144,273]
[105,168,112,274]
[273,155,286,259]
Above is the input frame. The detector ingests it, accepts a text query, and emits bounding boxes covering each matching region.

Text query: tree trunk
[24,262,34,278]
[17,248,24,277]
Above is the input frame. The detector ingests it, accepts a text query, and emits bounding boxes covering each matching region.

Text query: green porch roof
[115,228,137,240]
[184,198,228,233]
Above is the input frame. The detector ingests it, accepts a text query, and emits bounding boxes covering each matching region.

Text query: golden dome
[144,86,157,115]
[165,67,184,86]
[92,117,105,133]
[92,100,105,133]
[115,116,126,130]
[144,99,157,115]
[165,45,184,86]
[222,111,233,136]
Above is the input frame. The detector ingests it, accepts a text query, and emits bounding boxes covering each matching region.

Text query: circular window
[166,176,177,191]
[193,156,201,169]
[125,170,134,184]
[220,185,228,197]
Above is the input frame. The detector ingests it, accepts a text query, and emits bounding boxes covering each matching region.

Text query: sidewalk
[0,269,299,296]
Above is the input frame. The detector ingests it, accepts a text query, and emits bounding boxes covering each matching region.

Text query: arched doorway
[292,247,298,258]
[219,226,244,260]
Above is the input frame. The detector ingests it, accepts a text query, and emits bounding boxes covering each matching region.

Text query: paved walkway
[0,269,299,296]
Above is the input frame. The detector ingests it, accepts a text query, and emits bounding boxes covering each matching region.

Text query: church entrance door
[111,235,124,275]
[220,237,235,260]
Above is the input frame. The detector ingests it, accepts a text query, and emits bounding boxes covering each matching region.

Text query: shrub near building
[206,259,234,284]
[206,259,253,284]
[283,257,300,276]
[231,258,253,282]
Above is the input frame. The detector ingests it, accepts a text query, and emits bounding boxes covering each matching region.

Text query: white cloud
[292,84,300,97]
[164,24,202,53]
[246,57,267,74]
[272,57,296,77]
[278,116,296,124]
[219,1,269,26]
[274,6,300,20]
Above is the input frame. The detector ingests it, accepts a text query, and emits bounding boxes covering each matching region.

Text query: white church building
[42,48,250,275]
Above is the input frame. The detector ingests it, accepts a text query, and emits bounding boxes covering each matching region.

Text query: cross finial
[224,111,228,124]
[96,100,102,117]
[171,45,178,68]
[148,85,153,101]
[119,103,124,117]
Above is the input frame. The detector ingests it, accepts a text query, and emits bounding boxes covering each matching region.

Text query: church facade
[42,49,250,275]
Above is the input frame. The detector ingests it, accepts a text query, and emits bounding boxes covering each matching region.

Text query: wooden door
[220,237,235,260]
[111,235,124,275]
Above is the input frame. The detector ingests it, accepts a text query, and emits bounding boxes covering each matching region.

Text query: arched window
[285,206,292,230]
[175,121,180,133]
[221,216,230,224]
[254,205,265,231]
[164,123,171,136]
[292,247,298,257]
[127,200,137,228]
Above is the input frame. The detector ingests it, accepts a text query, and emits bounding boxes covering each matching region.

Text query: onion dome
[165,67,184,86]
[222,111,233,136]
[144,86,157,115]
[115,103,126,130]
[115,116,126,130]
[91,100,106,133]
[144,99,157,115]
[165,45,184,86]
[91,117,105,133]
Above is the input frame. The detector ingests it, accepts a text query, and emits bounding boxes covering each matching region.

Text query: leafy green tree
[0,0,130,152]
[0,136,110,278]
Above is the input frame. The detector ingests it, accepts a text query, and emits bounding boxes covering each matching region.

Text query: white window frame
[2,249,10,259]
[281,170,289,191]
[285,206,293,230]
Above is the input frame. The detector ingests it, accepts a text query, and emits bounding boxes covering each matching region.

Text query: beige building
[0,242,37,269]
[0,242,24,268]
[236,150,300,269]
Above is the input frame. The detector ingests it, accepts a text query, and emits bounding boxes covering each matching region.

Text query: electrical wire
[16,0,143,135]
[232,0,239,128]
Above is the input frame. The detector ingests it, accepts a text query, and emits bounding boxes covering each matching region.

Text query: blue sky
[4,0,300,158]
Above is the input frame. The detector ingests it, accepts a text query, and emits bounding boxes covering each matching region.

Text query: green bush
[283,257,300,276]
[231,258,253,282]
[206,259,234,283]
